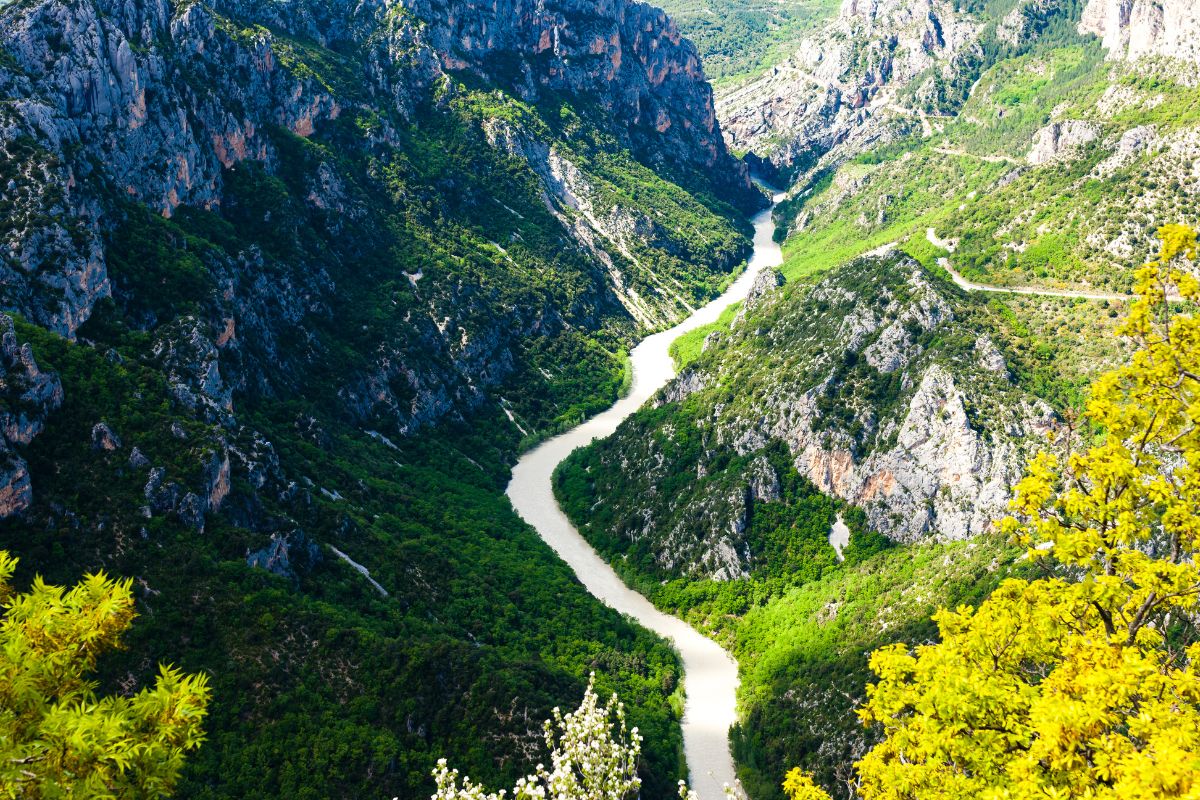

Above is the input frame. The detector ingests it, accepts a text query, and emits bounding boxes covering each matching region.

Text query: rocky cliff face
[0,0,754,337]
[716,0,1200,180]
[558,254,1056,580]
[716,0,982,177]
[0,0,761,461]
[1080,0,1200,69]
[412,0,758,201]
[0,315,62,518]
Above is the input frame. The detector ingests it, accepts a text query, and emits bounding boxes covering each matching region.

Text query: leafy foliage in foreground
[783,226,1200,799]
[0,551,209,799]
[432,675,665,800]
[849,225,1200,799]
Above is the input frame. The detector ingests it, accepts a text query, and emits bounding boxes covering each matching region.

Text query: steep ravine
[507,192,784,800]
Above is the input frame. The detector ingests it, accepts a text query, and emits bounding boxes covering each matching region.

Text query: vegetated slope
[546,3,1199,799]
[557,253,1065,577]
[717,0,1082,182]
[774,41,1200,293]
[550,3,1199,800]
[755,0,1200,292]
[0,0,762,796]
[652,0,839,89]
[555,251,1127,798]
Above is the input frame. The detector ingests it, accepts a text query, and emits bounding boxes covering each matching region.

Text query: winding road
[506,193,785,800]
[926,227,1141,302]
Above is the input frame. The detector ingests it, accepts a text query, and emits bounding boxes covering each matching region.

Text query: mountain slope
[0,0,762,796]
[549,1,1199,797]
[556,253,1065,577]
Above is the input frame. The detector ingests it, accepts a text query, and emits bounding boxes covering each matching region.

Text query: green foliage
[0,551,210,799]
[8,305,689,800]
[774,37,1198,295]
[552,249,1090,798]
[655,0,839,87]
[101,205,215,327]
[731,537,1019,800]
[0,62,755,800]
[669,303,741,369]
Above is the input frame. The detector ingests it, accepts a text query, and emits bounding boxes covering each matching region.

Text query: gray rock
[718,0,981,175]
[0,315,62,519]
[177,492,206,532]
[246,531,321,581]
[1027,121,1100,165]
[0,448,33,518]
[144,467,182,515]
[128,447,150,469]
[1080,0,1200,67]
[91,422,122,451]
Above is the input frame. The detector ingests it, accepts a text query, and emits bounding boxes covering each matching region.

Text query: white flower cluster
[431,674,691,800]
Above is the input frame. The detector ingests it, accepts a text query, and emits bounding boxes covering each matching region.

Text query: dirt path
[925,228,1136,301]
[933,146,1022,165]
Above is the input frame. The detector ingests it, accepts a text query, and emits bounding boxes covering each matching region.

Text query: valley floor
[508,194,785,800]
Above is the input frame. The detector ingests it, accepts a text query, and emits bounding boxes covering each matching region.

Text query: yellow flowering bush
[788,225,1200,800]
[0,551,210,799]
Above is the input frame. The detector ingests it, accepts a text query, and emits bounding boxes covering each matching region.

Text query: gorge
[1,0,1199,797]
[508,190,784,800]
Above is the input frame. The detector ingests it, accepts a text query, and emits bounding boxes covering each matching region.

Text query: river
[506,192,784,800]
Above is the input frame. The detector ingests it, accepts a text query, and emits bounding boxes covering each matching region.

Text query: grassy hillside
[776,42,1200,291]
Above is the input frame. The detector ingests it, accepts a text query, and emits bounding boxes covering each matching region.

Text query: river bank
[506,192,784,800]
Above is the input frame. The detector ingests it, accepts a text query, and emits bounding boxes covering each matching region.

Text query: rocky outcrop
[781,365,1052,542]
[0,315,63,518]
[0,0,755,338]
[0,0,756,446]
[741,267,785,316]
[564,255,1057,579]
[246,530,321,581]
[411,0,760,209]
[1027,120,1100,165]
[717,0,981,176]
[91,422,123,451]
[723,260,1052,545]
[1080,0,1200,68]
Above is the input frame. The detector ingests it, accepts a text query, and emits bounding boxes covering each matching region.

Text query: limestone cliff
[716,0,982,177]
[0,0,756,337]
[1080,0,1200,69]
[558,254,1057,580]
[0,0,757,536]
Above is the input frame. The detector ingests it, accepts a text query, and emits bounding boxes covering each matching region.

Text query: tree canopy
[0,551,210,799]
[788,224,1200,799]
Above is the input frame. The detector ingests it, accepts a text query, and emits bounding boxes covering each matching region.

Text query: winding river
[506,192,784,800]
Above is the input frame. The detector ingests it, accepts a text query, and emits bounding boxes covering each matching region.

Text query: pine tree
[0,551,210,799]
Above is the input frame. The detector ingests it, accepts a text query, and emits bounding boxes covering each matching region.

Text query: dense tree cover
[0,551,209,799]
[783,227,1200,799]
[0,46,754,798]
